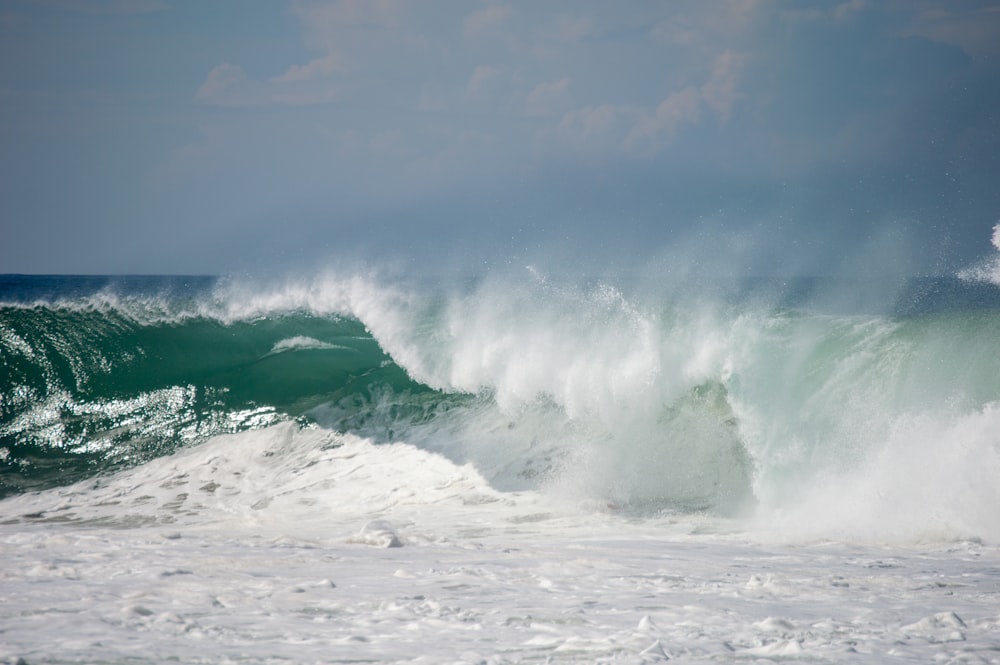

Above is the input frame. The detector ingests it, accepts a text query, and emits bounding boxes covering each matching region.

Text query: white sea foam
[750,401,1000,543]
[267,336,346,355]
[958,222,1000,285]
[2,422,999,664]
[195,266,1000,541]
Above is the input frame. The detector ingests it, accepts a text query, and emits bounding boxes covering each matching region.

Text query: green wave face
[0,303,425,497]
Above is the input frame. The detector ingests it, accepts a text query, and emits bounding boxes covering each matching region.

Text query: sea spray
[285,269,758,513]
[217,268,1000,538]
[726,307,1000,541]
[753,402,1000,542]
[958,222,1000,286]
[3,268,1000,540]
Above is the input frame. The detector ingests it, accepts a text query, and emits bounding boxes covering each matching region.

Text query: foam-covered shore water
[2,423,999,663]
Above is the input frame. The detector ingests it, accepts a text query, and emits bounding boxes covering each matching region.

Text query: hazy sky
[2,0,999,276]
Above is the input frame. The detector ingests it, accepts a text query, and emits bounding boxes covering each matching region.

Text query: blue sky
[2,0,999,276]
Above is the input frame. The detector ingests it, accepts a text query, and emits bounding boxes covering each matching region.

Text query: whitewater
[3,240,1000,662]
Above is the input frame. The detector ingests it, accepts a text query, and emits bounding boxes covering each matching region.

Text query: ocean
[2,267,1000,663]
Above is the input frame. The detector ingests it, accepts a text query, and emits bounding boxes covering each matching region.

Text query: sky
[1,0,999,277]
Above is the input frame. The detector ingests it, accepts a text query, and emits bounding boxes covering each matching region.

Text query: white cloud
[552,14,595,42]
[463,5,512,39]
[678,0,761,38]
[553,104,641,159]
[652,17,698,46]
[465,65,501,98]
[195,63,253,107]
[902,2,1000,59]
[271,54,340,83]
[195,63,337,107]
[625,86,702,155]
[552,49,745,158]
[834,0,866,22]
[196,2,361,106]
[780,0,866,24]
[651,0,765,52]
[699,50,746,123]
[560,105,626,138]
[525,78,570,116]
